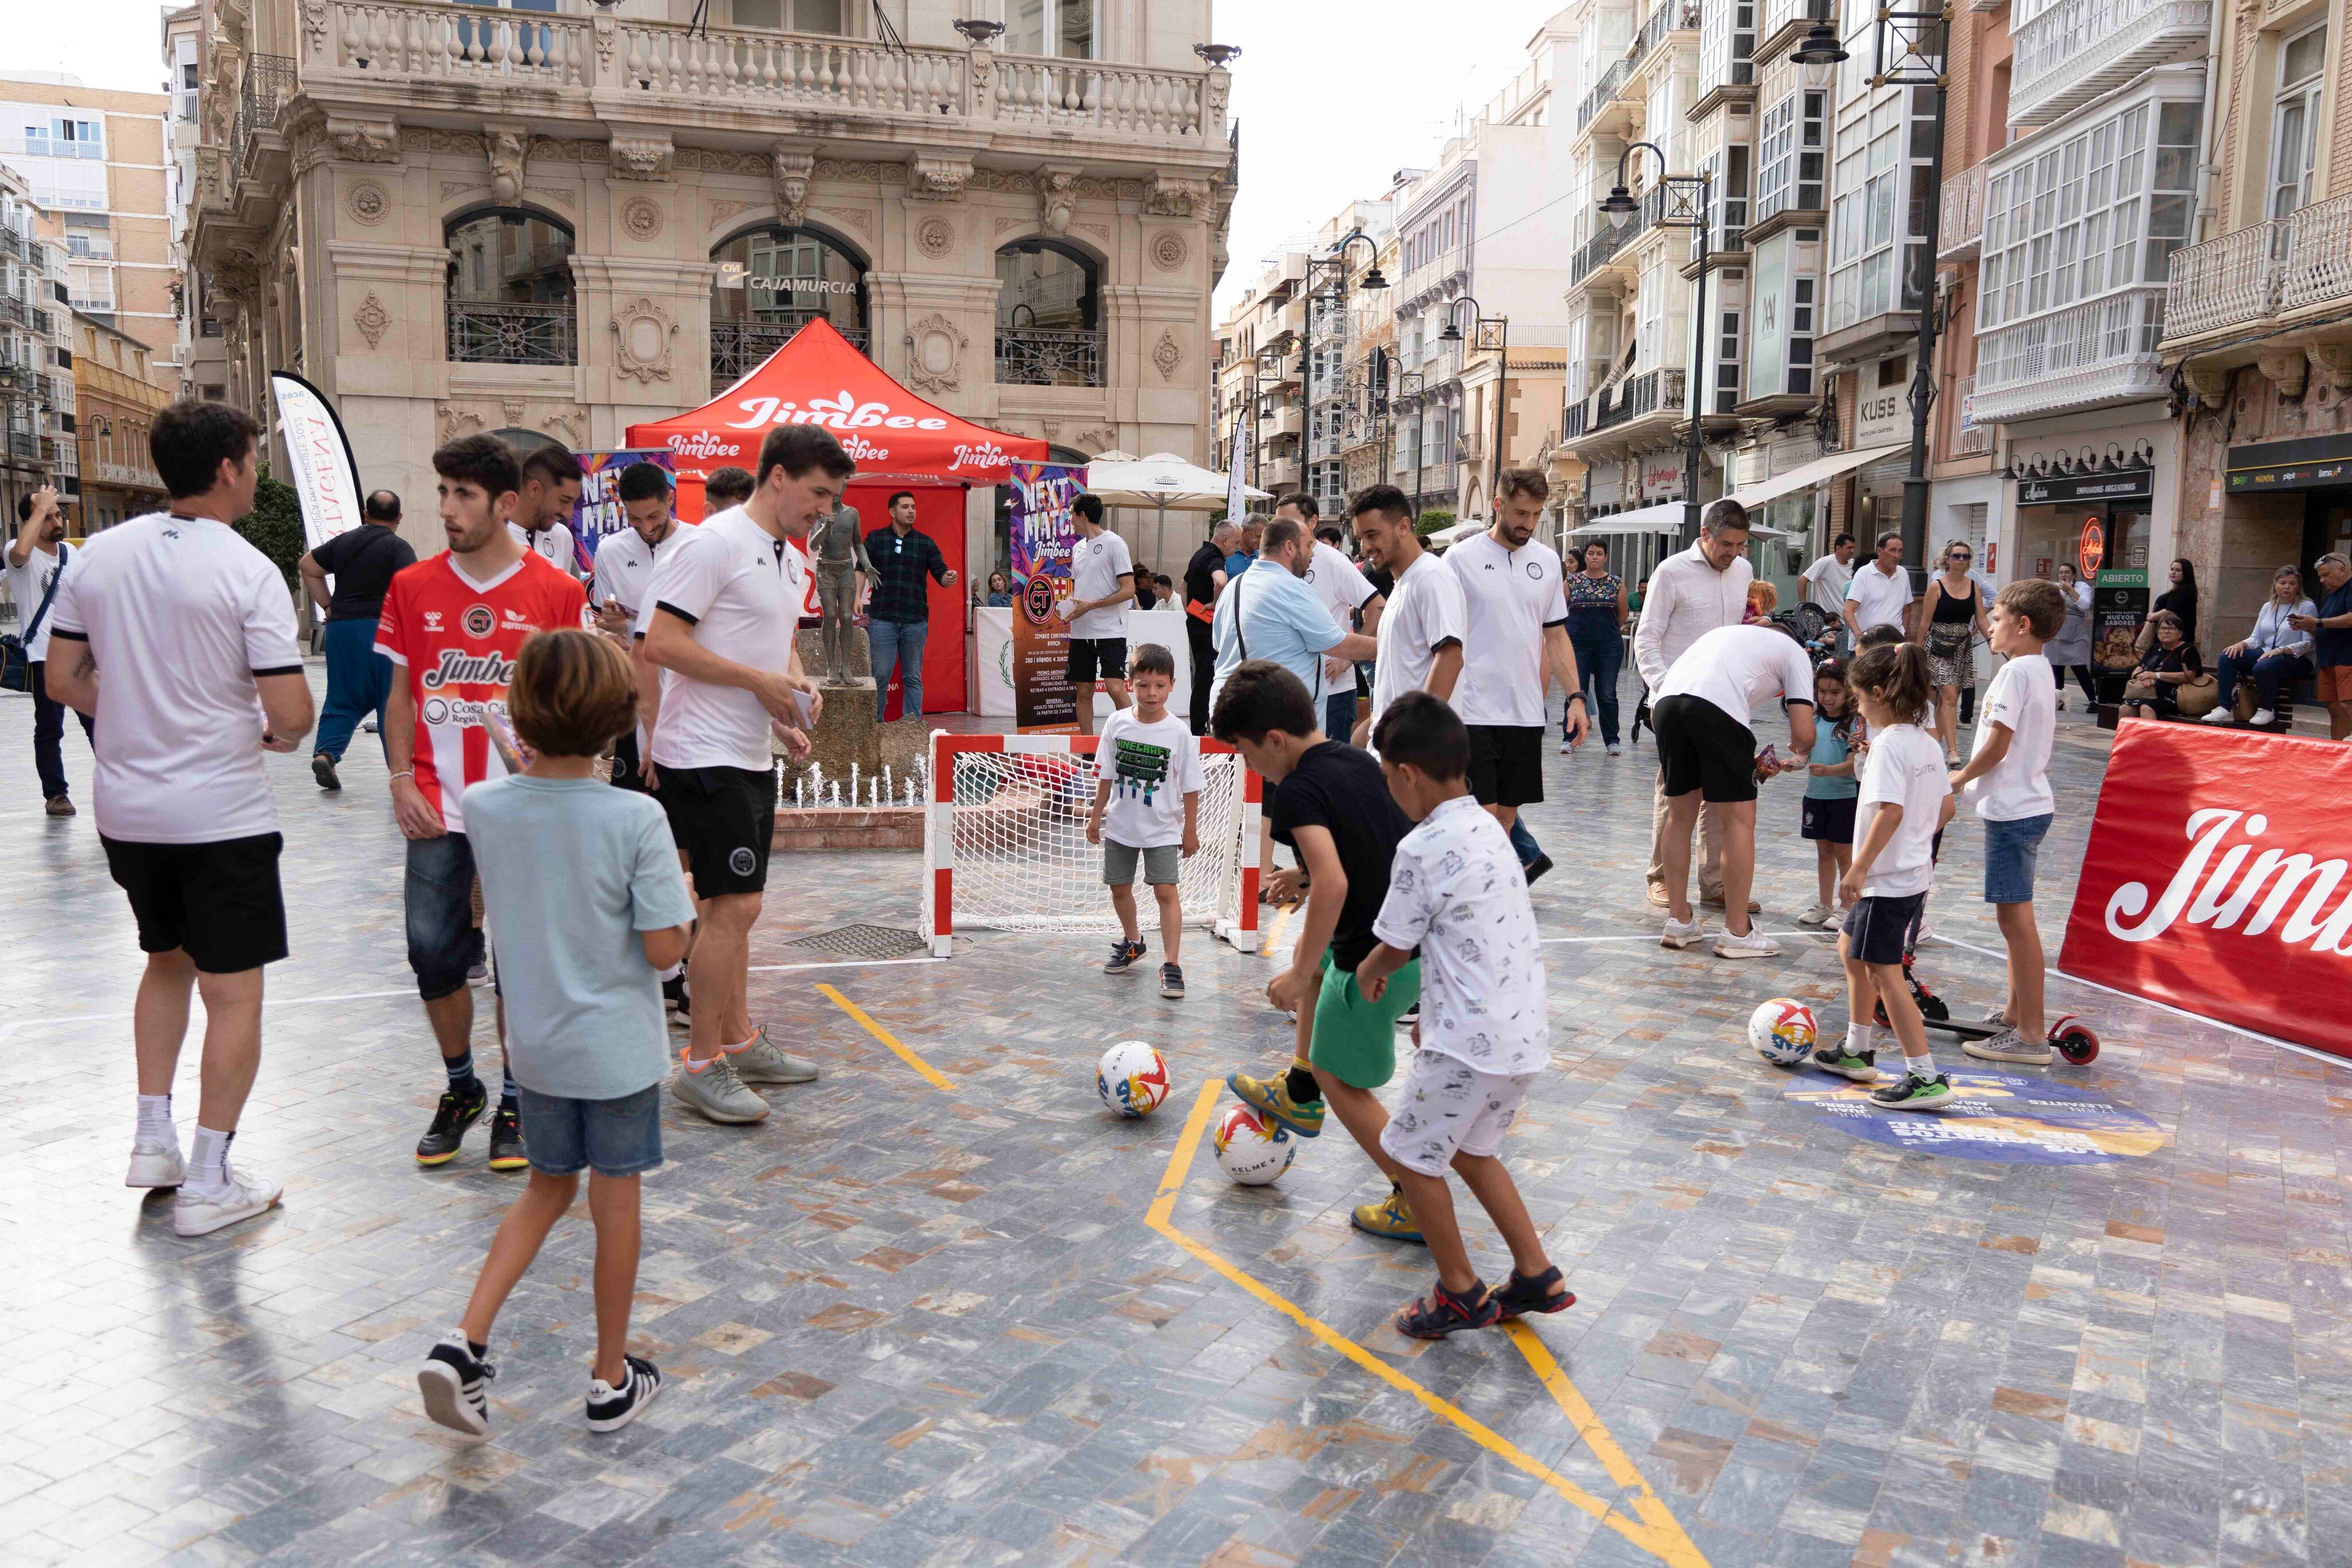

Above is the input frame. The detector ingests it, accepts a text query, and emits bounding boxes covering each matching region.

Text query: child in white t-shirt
[1812,642,1957,1111]
[1085,643,1203,998]
[1948,579,2065,1065]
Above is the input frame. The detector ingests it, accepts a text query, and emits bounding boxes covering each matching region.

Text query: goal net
[922,733,1260,957]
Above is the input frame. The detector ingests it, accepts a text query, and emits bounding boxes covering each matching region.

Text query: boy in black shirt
[1213,661,1429,1242]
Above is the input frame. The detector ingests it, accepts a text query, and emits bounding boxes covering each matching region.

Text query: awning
[1566,502,1689,537]
[1726,442,1909,512]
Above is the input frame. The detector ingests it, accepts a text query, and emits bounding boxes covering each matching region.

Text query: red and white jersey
[376,552,589,835]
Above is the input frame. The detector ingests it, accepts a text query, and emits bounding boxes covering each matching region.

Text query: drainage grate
[784,923,930,960]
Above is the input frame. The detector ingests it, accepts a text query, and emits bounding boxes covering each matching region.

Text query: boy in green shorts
[1212,660,1427,1241]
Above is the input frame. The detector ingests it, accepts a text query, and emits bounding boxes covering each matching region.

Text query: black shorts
[1067,637,1128,683]
[1801,795,1856,843]
[1654,695,1759,804]
[657,765,776,898]
[1843,892,1926,966]
[102,833,288,973]
[1465,725,1545,808]
[610,729,650,796]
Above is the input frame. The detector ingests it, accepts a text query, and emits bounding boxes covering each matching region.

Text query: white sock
[136,1093,177,1148]
[1906,1050,1937,1078]
[188,1125,233,1191]
[1845,1023,1876,1058]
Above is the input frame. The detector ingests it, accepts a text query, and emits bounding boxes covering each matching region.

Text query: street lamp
[1297,229,1383,512]
[1599,141,1712,540]
[1437,295,1507,525]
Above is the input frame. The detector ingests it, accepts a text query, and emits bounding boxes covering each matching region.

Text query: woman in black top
[1914,540,1987,765]
[2145,556,2198,637]
[2121,609,2202,721]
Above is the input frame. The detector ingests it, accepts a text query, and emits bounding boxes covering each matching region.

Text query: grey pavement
[1,667,2346,1568]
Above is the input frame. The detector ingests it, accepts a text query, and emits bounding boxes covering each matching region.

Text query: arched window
[994,239,1101,386]
[710,223,868,381]
[444,208,576,366]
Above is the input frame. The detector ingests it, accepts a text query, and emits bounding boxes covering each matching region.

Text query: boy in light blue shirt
[417,629,694,1442]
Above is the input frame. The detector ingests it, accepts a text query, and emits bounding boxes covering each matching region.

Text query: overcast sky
[11,0,1554,318]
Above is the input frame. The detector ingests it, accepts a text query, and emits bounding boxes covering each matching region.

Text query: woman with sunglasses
[1914,540,1989,765]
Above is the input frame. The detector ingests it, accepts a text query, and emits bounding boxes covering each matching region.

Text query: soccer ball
[1098,1041,1171,1118]
[1748,998,1817,1066]
[1212,1105,1296,1186]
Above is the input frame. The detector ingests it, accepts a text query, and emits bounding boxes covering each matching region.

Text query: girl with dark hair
[2145,556,2198,641]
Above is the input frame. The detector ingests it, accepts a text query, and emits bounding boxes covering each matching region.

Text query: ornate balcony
[1970,288,2168,423]
[993,327,1104,388]
[447,301,576,366]
[2280,192,2352,315]
[1577,59,1634,133]
[1950,375,1992,458]
[234,53,295,179]
[2009,0,2210,129]
[2160,194,2352,356]
[711,320,866,382]
[1937,163,1986,264]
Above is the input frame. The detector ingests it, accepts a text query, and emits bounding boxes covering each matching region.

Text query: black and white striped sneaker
[586,1356,662,1433]
[416,1330,496,1438]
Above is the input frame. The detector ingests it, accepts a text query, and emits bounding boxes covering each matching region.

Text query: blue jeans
[316,617,394,762]
[869,617,929,721]
[405,831,485,1003]
[1567,622,1623,746]
[26,660,94,800]
[2215,648,2310,713]
[1325,687,1358,743]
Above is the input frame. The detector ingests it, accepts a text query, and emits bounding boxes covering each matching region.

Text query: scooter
[1873,955,2100,1064]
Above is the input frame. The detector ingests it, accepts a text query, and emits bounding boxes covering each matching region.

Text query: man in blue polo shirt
[1209,515,1378,715]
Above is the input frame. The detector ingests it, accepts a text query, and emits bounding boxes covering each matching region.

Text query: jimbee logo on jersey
[462,604,496,638]
[421,648,518,690]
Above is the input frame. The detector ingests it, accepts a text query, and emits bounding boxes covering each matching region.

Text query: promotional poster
[570,450,678,576]
[1007,460,1086,731]
[268,373,364,621]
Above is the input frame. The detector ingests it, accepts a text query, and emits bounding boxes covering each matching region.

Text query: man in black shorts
[1059,491,1136,737]
[641,424,848,1124]
[47,399,316,1236]
[300,488,417,792]
[1182,521,1237,734]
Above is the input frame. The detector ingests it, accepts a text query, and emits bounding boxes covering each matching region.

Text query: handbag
[0,540,68,694]
[2176,671,2221,718]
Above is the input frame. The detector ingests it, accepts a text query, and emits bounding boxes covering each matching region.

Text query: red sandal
[1395,1279,1500,1339]
[1491,1267,1576,1319]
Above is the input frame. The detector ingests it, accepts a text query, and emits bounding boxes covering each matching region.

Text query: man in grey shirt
[809,500,872,682]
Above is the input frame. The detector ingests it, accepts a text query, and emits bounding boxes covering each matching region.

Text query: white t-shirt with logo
[592,524,683,618]
[1445,531,1566,727]
[5,541,64,663]
[46,512,304,845]
[1369,551,1467,739]
[1655,624,1820,727]
[1303,540,1376,633]
[509,518,583,579]
[1068,528,1135,640]
[1966,653,2056,821]
[643,505,810,773]
[1094,708,1204,850]
[1372,795,1549,1077]
[1845,560,1914,632]
[1856,722,1949,899]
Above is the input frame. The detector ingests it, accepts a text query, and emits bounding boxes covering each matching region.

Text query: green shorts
[1309,951,1421,1090]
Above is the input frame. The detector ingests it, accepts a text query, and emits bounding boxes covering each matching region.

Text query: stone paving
[2,670,2348,1567]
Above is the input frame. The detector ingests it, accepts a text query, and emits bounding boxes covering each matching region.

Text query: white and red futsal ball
[1212,1105,1296,1185]
[1748,998,1818,1066]
[1098,1041,1171,1118]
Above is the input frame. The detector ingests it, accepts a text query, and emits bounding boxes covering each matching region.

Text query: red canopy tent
[626,319,1047,716]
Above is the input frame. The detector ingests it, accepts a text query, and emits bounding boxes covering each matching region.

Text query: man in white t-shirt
[1633,499,1755,910]
[1059,492,1138,737]
[1651,623,1817,958]
[1352,486,1464,744]
[505,442,586,580]
[1843,531,1915,640]
[45,400,315,1237]
[641,424,845,1125]
[1275,493,1384,742]
[6,484,94,815]
[1446,469,1587,885]
[592,462,684,800]
[1801,532,1856,648]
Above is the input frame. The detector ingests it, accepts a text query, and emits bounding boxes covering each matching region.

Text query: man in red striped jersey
[378,435,589,1172]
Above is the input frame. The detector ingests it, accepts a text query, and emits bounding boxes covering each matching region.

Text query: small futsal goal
[920,732,1261,957]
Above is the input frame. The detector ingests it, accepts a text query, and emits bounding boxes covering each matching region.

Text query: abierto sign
[2060,723,2352,1058]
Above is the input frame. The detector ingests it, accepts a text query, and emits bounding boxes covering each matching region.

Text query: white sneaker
[729,1024,819,1086]
[1796,903,1833,928]
[1606,742,1622,756]
[1913,921,1936,944]
[2200,707,2233,724]
[173,1165,283,1237]
[1964,1026,2053,1066]
[126,1140,185,1188]
[2249,708,2276,727]
[1661,916,1706,950]
[1714,927,1781,959]
[1558,737,1574,753]
[670,1053,771,1123]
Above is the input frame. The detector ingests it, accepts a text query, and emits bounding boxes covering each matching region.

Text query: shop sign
[2225,433,2352,493]
[1642,454,1685,497]
[2077,518,2103,579]
[1854,370,1909,447]
[2016,470,2154,505]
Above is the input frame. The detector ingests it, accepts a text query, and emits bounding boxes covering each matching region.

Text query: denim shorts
[1983,812,2052,905]
[405,832,485,1002]
[514,1083,663,1178]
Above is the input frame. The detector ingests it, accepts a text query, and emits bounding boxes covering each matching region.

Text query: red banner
[2060,722,2352,1057]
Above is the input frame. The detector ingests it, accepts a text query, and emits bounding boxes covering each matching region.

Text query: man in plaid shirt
[862,490,957,721]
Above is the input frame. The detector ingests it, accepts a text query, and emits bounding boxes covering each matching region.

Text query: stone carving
[2308,344,2352,392]
[1149,230,1189,273]
[419,129,485,156]
[298,0,327,52]
[212,248,263,309]
[2257,346,2309,397]
[328,117,400,164]
[609,134,674,181]
[440,180,485,202]
[436,402,486,444]
[903,313,968,394]
[1145,175,1208,217]
[486,129,529,206]
[710,199,752,227]
[916,217,955,259]
[502,398,528,427]
[2179,363,2229,409]
[610,297,677,385]
[351,291,391,350]
[620,196,664,241]
[674,148,768,175]
[836,207,875,238]
[592,9,616,70]
[1038,167,1078,235]
[346,180,389,226]
[1074,425,1118,454]
[1077,223,1111,245]
[772,146,814,226]
[994,216,1024,235]
[971,170,1036,194]
[906,153,973,202]
[547,406,586,448]
[1152,328,1182,382]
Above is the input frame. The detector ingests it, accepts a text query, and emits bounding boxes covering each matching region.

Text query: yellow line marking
[815,984,954,1092]
[1146,1079,1708,1566]
[1506,1321,1709,1567]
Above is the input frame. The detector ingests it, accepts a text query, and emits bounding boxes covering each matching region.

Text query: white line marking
[1540,930,1825,946]
[748,956,946,974]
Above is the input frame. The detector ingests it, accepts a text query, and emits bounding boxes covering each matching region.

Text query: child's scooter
[1873,954,2100,1064]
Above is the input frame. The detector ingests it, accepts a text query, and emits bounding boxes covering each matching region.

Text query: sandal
[1394,1279,1499,1340]
[1490,1266,1576,1319]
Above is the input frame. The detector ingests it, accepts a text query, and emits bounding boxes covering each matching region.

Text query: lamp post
[1597,142,1712,541]
[1437,295,1507,525]
[1299,229,1386,513]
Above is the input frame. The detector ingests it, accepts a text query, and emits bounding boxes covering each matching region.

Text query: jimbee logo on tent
[462,604,496,638]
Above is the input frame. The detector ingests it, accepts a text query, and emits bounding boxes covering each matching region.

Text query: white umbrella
[1082,450,1272,540]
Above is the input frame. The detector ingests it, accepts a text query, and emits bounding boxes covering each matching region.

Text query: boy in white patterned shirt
[1356,692,1573,1338]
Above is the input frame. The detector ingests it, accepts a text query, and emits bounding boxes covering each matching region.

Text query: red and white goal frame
[921,731,1261,957]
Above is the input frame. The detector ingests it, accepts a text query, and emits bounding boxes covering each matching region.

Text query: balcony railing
[1951,375,1991,457]
[711,319,865,382]
[447,301,576,366]
[2009,0,2211,127]
[1636,0,1702,61]
[1971,288,2167,421]
[1596,366,1686,429]
[1937,164,1986,262]
[1577,58,1634,131]
[1570,202,1657,285]
[994,327,1104,387]
[2163,193,2352,345]
[235,53,295,177]
[2280,192,2352,315]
